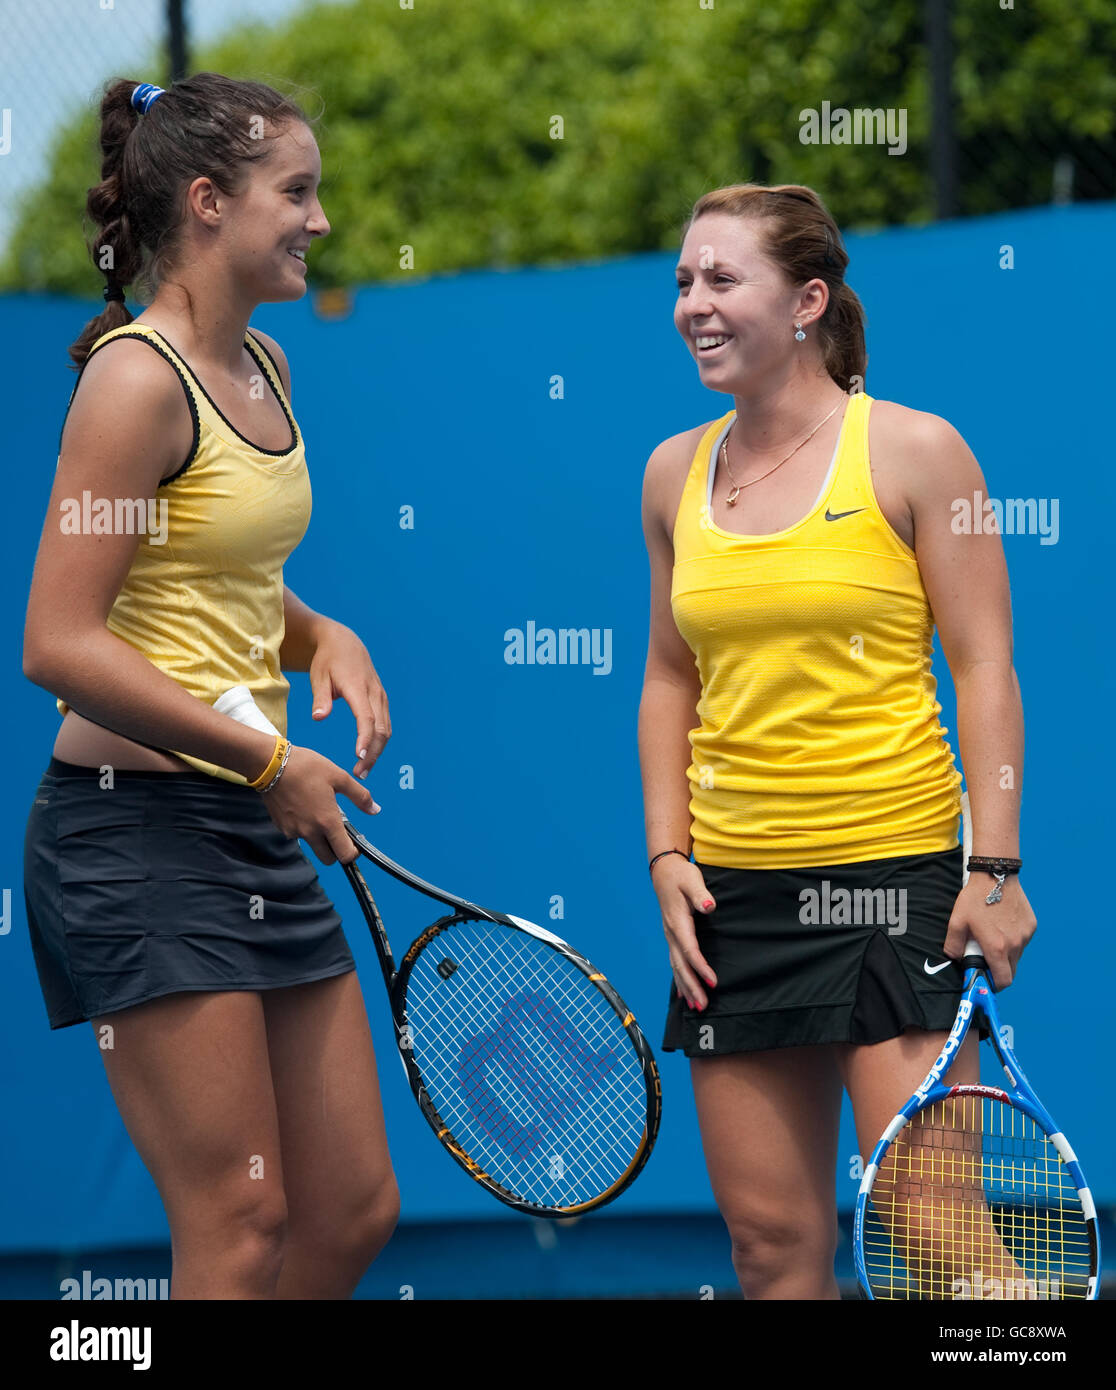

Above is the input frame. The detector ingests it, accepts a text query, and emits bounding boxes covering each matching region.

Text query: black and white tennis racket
[853,792,1100,1299]
[338,814,662,1218]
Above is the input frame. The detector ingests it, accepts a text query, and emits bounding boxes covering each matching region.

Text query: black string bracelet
[649,848,690,875]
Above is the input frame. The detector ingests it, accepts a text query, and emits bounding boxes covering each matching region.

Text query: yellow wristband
[247,734,289,790]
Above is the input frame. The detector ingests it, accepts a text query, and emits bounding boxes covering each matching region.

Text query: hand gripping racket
[853,792,1100,1300]
[214,686,661,1216]
[339,815,662,1218]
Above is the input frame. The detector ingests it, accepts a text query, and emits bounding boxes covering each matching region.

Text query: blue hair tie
[131,83,165,115]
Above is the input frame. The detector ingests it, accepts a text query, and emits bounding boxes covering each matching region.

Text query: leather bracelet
[649,848,690,875]
[966,856,1021,906]
[247,734,289,791]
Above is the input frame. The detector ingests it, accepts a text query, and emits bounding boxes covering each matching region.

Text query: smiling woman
[640,180,1033,1299]
[21,71,399,1300]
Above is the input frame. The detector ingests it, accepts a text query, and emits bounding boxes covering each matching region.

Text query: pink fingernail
[702,899,714,910]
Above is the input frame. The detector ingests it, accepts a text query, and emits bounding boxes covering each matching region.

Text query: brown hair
[683,183,867,393]
[69,71,315,371]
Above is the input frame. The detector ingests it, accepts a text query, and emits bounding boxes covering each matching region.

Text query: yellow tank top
[55,323,311,784]
[670,389,962,868]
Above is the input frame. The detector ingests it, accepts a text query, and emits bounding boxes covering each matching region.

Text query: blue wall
[2,201,1112,1257]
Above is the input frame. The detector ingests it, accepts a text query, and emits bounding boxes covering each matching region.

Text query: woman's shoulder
[869,396,964,450]
[869,396,984,533]
[644,417,726,482]
[641,418,725,540]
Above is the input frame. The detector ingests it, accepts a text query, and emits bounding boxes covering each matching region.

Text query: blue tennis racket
[853,792,1100,1300]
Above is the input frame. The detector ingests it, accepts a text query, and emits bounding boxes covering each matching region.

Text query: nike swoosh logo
[824,507,866,521]
[923,958,953,975]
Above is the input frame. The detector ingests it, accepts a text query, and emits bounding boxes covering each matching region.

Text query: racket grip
[961,937,1000,993]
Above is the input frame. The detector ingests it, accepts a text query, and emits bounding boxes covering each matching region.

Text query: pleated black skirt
[24,757,356,1030]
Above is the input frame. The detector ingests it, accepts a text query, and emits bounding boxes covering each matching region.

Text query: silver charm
[985,872,1006,905]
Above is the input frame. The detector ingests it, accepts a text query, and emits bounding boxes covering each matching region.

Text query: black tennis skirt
[24,757,356,1030]
[662,845,990,1056]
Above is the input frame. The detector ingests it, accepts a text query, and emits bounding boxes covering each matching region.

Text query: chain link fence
[1,0,1113,288]
[0,0,169,241]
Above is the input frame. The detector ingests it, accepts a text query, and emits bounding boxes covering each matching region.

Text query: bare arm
[638,435,718,1009]
[23,339,374,862]
[280,585,335,673]
[637,492,700,868]
[22,342,275,782]
[907,411,1034,985]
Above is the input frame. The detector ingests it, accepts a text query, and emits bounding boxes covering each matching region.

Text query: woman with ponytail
[22,73,398,1298]
[638,184,1034,1297]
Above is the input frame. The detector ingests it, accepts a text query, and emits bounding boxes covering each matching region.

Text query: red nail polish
[702,899,714,910]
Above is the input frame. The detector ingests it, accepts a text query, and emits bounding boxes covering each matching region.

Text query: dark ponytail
[69,71,314,371]
[68,81,142,368]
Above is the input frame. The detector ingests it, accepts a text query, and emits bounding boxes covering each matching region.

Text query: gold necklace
[721,399,844,506]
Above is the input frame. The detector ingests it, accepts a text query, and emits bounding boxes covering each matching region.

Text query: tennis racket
[338,814,662,1218]
[215,685,662,1216]
[853,792,1100,1299]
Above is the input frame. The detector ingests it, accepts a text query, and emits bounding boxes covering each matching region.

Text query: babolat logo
[914,1001,971,1100]
[503,622,612,675]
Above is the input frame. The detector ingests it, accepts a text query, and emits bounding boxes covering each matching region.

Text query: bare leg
[93,991,287,1299]
[690,1044,845,1299]
[262,971,399,1299]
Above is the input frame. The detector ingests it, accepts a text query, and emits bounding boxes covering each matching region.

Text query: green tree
[2,0,1113,294]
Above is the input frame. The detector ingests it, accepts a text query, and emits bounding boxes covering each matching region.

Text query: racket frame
[338,815,663,1218]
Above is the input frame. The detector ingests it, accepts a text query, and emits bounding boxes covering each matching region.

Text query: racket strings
[457,989,619,1154]
[864,1094,1092,1299]
[402,919,647,1208]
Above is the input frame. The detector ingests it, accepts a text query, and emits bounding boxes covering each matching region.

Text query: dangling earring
[794,322,806,342]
